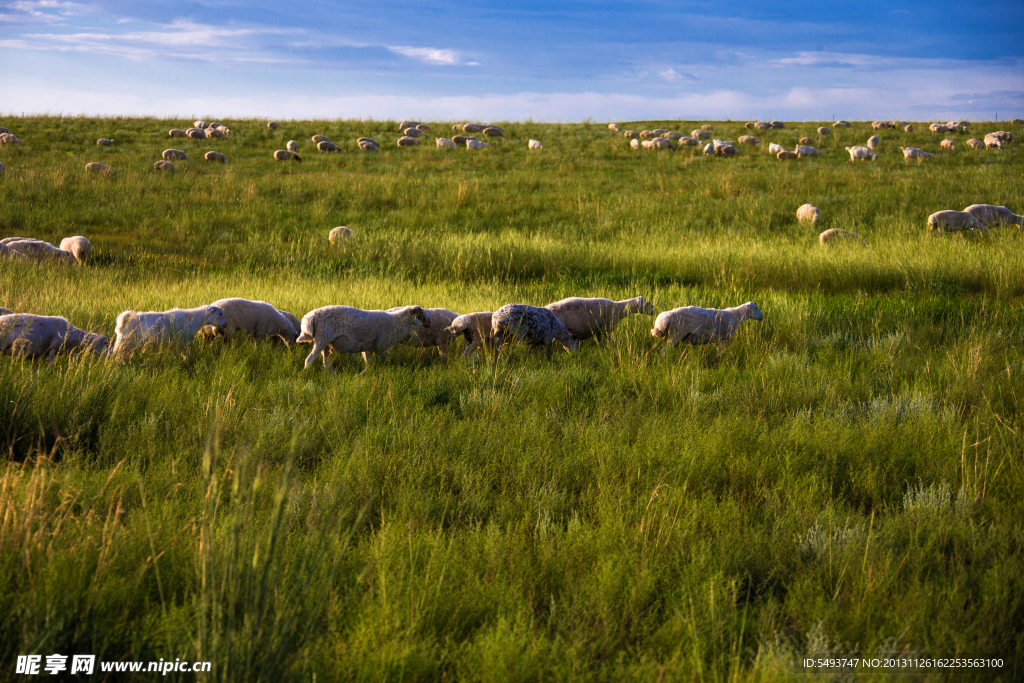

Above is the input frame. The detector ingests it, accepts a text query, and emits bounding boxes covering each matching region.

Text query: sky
[2,0,1023,121]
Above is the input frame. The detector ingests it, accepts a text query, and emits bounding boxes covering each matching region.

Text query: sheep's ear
[207,306,216,313]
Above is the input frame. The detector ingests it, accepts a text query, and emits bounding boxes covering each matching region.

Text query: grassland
[1,116,1023,681]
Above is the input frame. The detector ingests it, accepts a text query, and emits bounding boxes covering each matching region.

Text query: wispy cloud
[386,45,478,66]
[658,68,699,83]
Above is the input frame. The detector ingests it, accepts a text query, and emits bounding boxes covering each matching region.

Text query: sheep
[452,135,475,146]
[210,298,298,345]
[940,139,955,150]
[483,127,505,138]
[630,139,641,150]
[0,307,13,315]
[286,140,298,152]
[544,296,654,342]
[163,149,191,161]
[416,124,431,133]
[0,133,23,145]
[296,305,429,370]
[703,143,715,155]
[112,305,227,355]
[984,135,1003,150]
[268,121,280,129]
[154,160,177,172]
[329,226,354,242]
[623,130,639,139]
[817,126,832,136]
[403,127,427,138]
[949,124,968,133]
[900,147,930,160]
[491,304,579,359]
[399,121,424,130]
[663,132,683,140]
[929,123,948,133]
[834,120,851,128]
[867,136,880,150]
[279,310,301,333]
[0,127,8,134]
[357,138,380,151]
[443,312,494,357]
[770,121,786,129]
[796,145,820,157]
[988,131,1016,143]
[797,204,820,224]
[652,137,675,150]
[0,243,27,260]
[0,314,108,360]
[768,142,784,155]
[317,141,342,152]
[462,123,484,133]
[528,139,543,149]
[715,144,740,156]
[777,150,798,160]
[206,128,227,139]
[85,162,113,176]
[387,307,459,356]
[845,145,877,161]
[205,151,227,162]
[738,135,760,145]
[745,122,756,129]
[905,124,914,132]
[397,136,420,148]
[274,150,302,161]
[966,138,985,149]
[169,129,187,138]
[873,121,891,130]
[799,137,815,146]
[678,136,700,146]
[59,236,91,264]
[436,137,458,149]
[819,228,866,247]
[691,130,711,140]
[97,138,114,146]
[650,302,763,348]
[650,129,668,135]
[467,139,489,150]
[754,121,772,130]
[311,135,330,143]
[639,130,655,140]
[187,128,207,140]
[208,122,225,130]
[608,123,620,132]
[194,120,207,129]
[701,124,714,131]
[927,210,986,236]
[963,204,1024,228]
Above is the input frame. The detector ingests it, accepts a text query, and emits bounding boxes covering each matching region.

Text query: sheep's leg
[304,341,325,368]
[463,338,480,357]
[437,339,449,358]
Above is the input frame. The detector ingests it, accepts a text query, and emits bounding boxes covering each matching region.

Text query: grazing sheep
[738,135,760,145]
[639,130,655,140]
[745,122,756,129]
[444,312,494,357]
[267,121,280,129]
[817,126,832,136]
[900,147,930,160]
[950,124,968,133]
[652,137,676,150]
[403,127,427,138]
[97,138,114,146]
[491,304,579,359]
[796,145,820,157]
[819,228,866,247]
[169,129,187,138]
[194,121,207,129]
[452,135,475,146]
[416,124,431,133]
[940,139,955,150]
[873,121,891,130]
[777,150,798,160]
[650,302,763,348]
[768,142,784,155]
[703,143,715,156]
[317,141,342,152]
[311,135,330,143]
[834,120,851,128]
[112,305,227,355]
[206,127,227,139]
[0,133,23,145]
[701,124,714,131]
[387,307,459,356]
[770,121,786,129]
[296,305,429,370]
[608,123,620,132]
[797,204,820,224]
[466,139,489,150]
[85,162,112,176]
[678,137,700,146]
[0,314,108,360]
[715,144,740,156]
[663,132,683,140]
[630,139,641,150]
[163,149,191,161]
[59,236,91,264]
[927,210,986,236]
[929,123,948,133]
[845,145,878,161]
[462,123,484,133]
[205,151,227,162]
[397,136,420,148]
[984,135,1003,149]
[528,139,543,149]
[357,138,380,151]
[437,137,458,149]
[966,139,985,149]
[210,298,298,344]
[483,127,505,138]
[399,121,424,130]
[279,310,300,333]
[1,239,69,262]
[274,150,301,161]
[988,131,1016,143]
[905,124,914,132]
[329,226,354,242]
[286,140,298,152]
[0,307,12,315]
[691,130,711,140]
[187,128,207,140]
[544,296,654,342]
[867,136,880,150]
[754,122,772,130]
[963,204,1024,228]
[154,159,178,172]
[0,243,27,260]
[623,130,639,139]
[799,136,815,146]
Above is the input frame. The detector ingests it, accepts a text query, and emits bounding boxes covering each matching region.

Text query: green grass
[1,116,1023,681]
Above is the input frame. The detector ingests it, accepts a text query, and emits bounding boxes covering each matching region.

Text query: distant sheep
[691,130,711,140]
[169,129,187,138]
[845,145,877,161]
[701,124,714,131]
[357,138,380,151]
[834,121,851,128]
[966,139,985,149]
[403,128,427,138]
[163,149,191,161]
[416,124,431,133]
[206,128,227,139]
[399,121,424,130]
[59,236,91,264]
[528,139,543,149]
[703,143,714,156]
[768,142,784,155]
[317,141,342,152]
[0,133,23,145]
[296,305,429,370]
[210,298,298,345]
[154,160,177,172]
[544,296,654,341]
[97,138,114,146]
[754,122,772,130]
[988,131,1016,143]
[467,139,489,150]
[770,121,785,129]
[623,130,639,139]
[286,140,298,152]
[397,136,420,147]
[905,124,914,132]
[817,126,832,136]
[187,129,207,140]
[329,226,354,242]
[963,204,1024,228]
[929,123,948,133]
[777,150,798,160]
[443,312,495,357]
[651,302,763,348]
[745,122,756,129]
[900,147,930,160]
[873,121,891,130]
[663,132,683,140]
[85,162,113,176]
[267,121,280,129]
[113,305,227,355]
[608,123,620,132]
[205,151,227,162]
[0,314,108,360]
[388,307,459,357]
[452,135,475,146]
[799,137,815,146]
[797,204,820,224]
[436,138,458,149]
[867,136,880,150]
[796,145,820,157]
[630,139,641,150]
[483,127,505,138]
[274,150,301,161]
[940,139,955,150]
[652,137,675,150]
[491,304,579,359]
[984,135,1003,150]
[716,143,740,156]
[639,131,655,140]
[194,121,207,129]
[4,239,76,264]
[462,123,484,133]
[738,135,760,145]
[311,135,330,143]
[819,228,866,247]
[927,210,985,236]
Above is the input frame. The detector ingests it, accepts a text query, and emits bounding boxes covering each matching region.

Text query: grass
[1,116,1023,681]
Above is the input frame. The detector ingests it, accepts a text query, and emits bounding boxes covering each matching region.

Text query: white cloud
[658,68,699,83]
[386,45,478,66]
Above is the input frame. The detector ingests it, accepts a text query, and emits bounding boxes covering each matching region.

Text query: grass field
[1,116,1023,681]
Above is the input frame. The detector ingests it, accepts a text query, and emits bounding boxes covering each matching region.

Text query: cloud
[658,68,699,83]
[386,45,478,66]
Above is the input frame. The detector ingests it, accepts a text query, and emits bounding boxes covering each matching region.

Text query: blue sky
[2,0,1022,121]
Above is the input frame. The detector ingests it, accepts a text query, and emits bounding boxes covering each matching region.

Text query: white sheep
[0,314,109,360]
[112,305,227,355]
[867,136,880,150]
[210,298,298,344]
[296,305,429,370]
[59,236,91,264]
[905,124,915,132]
[416,124,431,133]
[770,121,786,129]
[777,150,798,160]
[845,145,877,161]
[873,121,891,130]
[652,137,675,150]
[984,135,1003,150]
[4,239,76,264]
[452,135,475,146]
[206,127,227,139]
[0,133,23,145]
[927,210,986,236]
[312,135,331,143]
[154,160,177,172]
[286,140,298,152]
[795,145,820,157]
[940,139,955,150]
[205,151,227,162]
[467,140,489,150]
[268,121,281,129]
[817,126,832,136]
[388,307,459,356]
[442,312,495,357]
[436,138,458,149]
[754,122,772,130]
[274,150,302,161]
[187,128,207,140]
[329,226,354,242]
[528,139,543,149]
[650,302,763,348]
[963,204,1024,228]
[966,139,985,149]
[194,120,208,129]
[403,128,427,138]
[97,138,114,146]
[623,130,639,139]
[608,123,620,132]
[462,123,484,133]
[163,149,191,161]
[701,124,714,132]
[797,204,820,224]
[358,138,380,151]
[317,141,342,152]
[834,121,851,128]
[544,296,654,341]
[768,142,784,155]
[491,304,579,359]
[630,139,641,150]
[798,136,815,146]
[169,129,187,138]
[678,137,700,147]
[397,136,420,148]
[85,162,113,176]
[738,135,760,145]
[715,143,740,156]
[900,147,930,160]
[399,121,424,130]
[929,123,948,133]
[703,143,715,155]
[0,243,27,260]
[691,130,711,140]
[745,122,756,129]
[483,127,505,138]
[819,228,866,247]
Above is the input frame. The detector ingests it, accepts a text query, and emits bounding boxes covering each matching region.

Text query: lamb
[845,145,877,161]
[387,307,459,356]
[795,145,820,157]
[768,142,784,155]
[799,137,815,146]
[940,139,955,150]
[867,136,880,150]
[205,151,227,162]
[927,210,986,236]
[85,162,112,176]
[544,296,654,342]
[59,236,91,264]
[397,136,420,147]
[286,140,298,152]
[905,124,914,132]
[900,147,930,160]
[357,138,380,151]
[311,135,331,143]
[528,139,544,149]
[329,226,354,242]
[169,129,187,138]
[210,298,298,344]
[817,126,832,136]
[154,160,177,171]
[738,135,760,145]
[317,141,342,152]
[274,150,301,161]
[650,302,763,348]
[443,312,495,357]
[267,121,280,129]
[963,204,1024,228]
[163,149,191,161]
[0,314,109,360]
[491,304,579,359]
[112,305,227,355]
[452,135,475,146]
[623,130,639,139]
[437,138,458,149]
[97,138,114,146]
[296,305,429,370]
[187,128,207,140]
[797,204,820,224]
[966,139,985,149]
[777,150,798,160]
[4,239,76,264]
[608,123,620,132]
[467,140,489,150]
[819,228,866,247]
[483,127,505,138]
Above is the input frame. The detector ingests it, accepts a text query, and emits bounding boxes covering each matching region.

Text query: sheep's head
[564,333,580,353]
[636,297,655,316]
[396,306,428,328]
[206,306,227,329]
[651,326,666,338]
[85,334,110,355]
[744,302,764,321]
